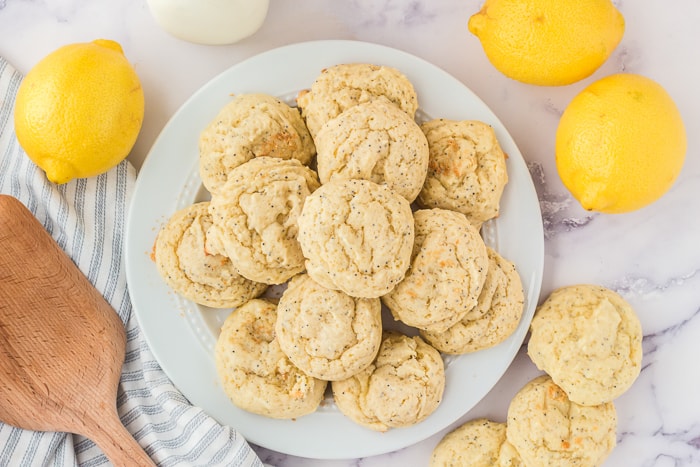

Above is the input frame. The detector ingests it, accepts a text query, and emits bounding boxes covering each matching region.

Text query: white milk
[147,0,270,45]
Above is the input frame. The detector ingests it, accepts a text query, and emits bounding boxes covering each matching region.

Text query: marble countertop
[1,0,698,465]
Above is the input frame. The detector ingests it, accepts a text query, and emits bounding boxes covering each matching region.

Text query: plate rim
[125,39,544,460]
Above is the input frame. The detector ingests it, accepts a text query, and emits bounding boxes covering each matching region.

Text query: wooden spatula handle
[85,404,155,466]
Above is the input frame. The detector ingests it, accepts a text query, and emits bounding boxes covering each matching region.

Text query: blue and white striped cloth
[0,57,264,466]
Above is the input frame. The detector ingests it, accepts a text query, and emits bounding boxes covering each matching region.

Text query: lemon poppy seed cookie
[506,375,617,467]
[314,97,429,202]
[296,63,419,138]
[498,441,525,467]
[199,93,315,194]
[331,332,445,432]
[215,299,327,419]
[430,419,511,467]
[382,209,489,333]
[297,178,414,298]
[275,274,382,381]
[208,156,320,285]
[154,202,267,308]
[418,119,508,229]
[421,247,524,353]
[528,284,643,406]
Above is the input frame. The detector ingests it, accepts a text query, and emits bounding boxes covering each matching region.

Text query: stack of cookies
[430,284,643,466]
[153,63,525,430]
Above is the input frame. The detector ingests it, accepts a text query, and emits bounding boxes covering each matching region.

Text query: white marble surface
[1,0,699,465]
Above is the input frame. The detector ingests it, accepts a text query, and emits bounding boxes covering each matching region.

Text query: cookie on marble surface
[528,284,643,406]
[418,119,508,229]
[208,156,320,285]
[314,96,429,202]
[430,418,511,467]
[382,208,489,333]
[331,332,445,432]
[421,247,524,353]
[154,202,267,308]
[199,93,315,194]
[506,375,617,467]
[297,178,414,298]
[214,299,327,419]
[296,63,419,138]
[275,273,382,381]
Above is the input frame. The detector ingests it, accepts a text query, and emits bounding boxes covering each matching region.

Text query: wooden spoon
[0,194,154,466]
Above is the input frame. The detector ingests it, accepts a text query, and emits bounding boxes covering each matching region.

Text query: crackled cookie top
[418,119,508,228]
[296,63,419,138]
[430,419,514,467]
[275,274,382,381]
[199,93,315,194]
[382,208,489,333]
[498,441,525,467]
[506,375,617,467]
[214,299,327,419]
[422,247,524,353]
[528,284,643,406]
[208,156,320,285]
[297,178,414,298]
[331,332,445,432]
[314,97,429,202]
[154,202,267,308]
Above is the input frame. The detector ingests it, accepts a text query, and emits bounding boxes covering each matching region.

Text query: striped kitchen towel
[0,57,264,466]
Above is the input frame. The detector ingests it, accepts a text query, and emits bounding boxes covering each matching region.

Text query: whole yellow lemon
[555,73,686,213]
[14,39,144,184]
[468,0,625,86]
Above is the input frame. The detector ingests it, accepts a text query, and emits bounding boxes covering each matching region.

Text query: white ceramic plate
[125,40,544,460]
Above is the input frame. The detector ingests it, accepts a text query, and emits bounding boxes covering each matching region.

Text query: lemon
[468,0,625,86]
[14,39,144,184]
[555,73,686,213]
